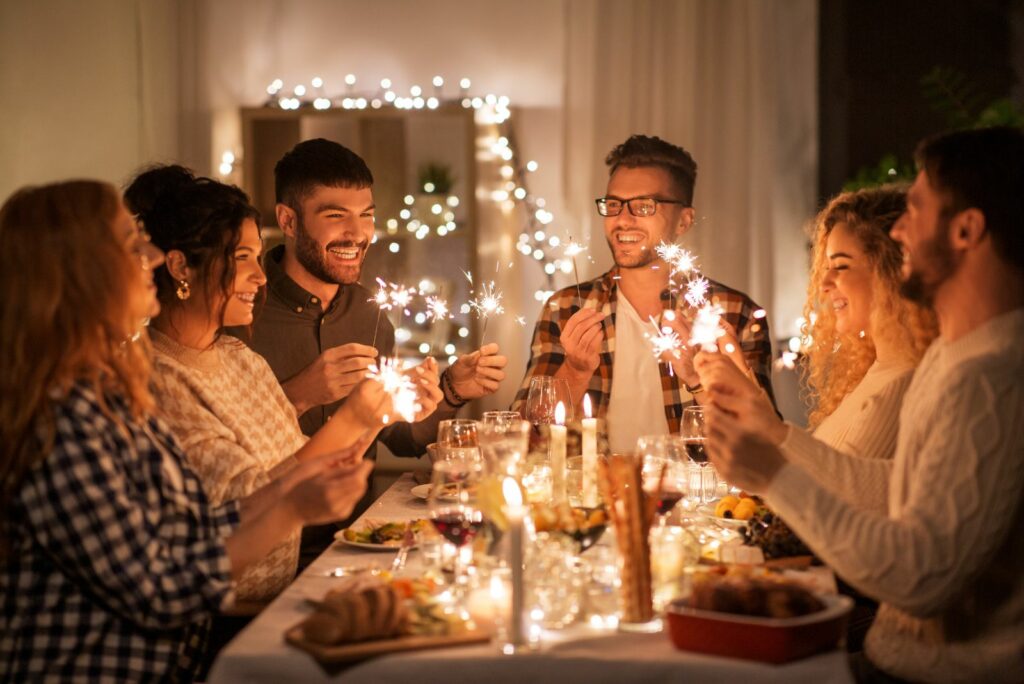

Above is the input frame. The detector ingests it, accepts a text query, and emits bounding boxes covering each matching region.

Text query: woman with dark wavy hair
[0,180,373,680]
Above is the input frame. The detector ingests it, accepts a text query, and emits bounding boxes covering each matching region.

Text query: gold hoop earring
[176,280,191,301]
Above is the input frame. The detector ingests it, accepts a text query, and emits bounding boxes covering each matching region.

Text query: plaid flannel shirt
[1,383,239,682]
[511,268,775,433]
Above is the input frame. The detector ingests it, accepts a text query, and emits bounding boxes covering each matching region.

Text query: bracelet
[685,381,704,395]
[441,369,468,407]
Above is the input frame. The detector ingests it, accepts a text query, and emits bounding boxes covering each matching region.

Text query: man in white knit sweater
[699,126,1024,683]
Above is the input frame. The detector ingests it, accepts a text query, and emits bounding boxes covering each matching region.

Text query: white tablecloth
[209,474,854,684]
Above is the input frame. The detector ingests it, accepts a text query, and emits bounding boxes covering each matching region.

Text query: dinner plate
[410,484,431,500]
[334,520,423,551]
[697,503,749,529]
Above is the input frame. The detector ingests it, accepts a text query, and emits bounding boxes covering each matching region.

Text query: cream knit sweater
[781,360,913,513]
[766,308,1024,683]
[150,329,307,602]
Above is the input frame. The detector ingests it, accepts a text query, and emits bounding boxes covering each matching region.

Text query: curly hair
[0,181,154,554]
[801,185,939,428]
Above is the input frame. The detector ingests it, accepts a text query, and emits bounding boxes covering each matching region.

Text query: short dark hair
[124,164,260,320]
[915,126,1024,270]
[274,138,374,210]
[605,135,698,206]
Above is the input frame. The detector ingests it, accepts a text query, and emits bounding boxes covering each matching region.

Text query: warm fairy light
[775,350,799,370]
[689,303,725,351]
[753,308,766,319]
[554,401,566,426]
[425,296,450,323]
[645,317,684,360]
[684,276,711,308]
[366,357,421,423]
[583,393,593,419]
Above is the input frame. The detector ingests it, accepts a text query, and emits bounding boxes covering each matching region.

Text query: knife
[390,523,415,573]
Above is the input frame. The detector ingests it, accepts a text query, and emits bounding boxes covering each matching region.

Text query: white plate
[335,520,422,551]
[410,484,431,500]
[697,503,750,528]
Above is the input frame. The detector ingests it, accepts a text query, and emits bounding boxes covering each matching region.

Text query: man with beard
[511,135,774,453]
[233,139,507,561]
[696,126,1024,683]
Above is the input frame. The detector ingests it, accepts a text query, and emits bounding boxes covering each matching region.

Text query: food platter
[335,519,427,551]
[696,503,749,529]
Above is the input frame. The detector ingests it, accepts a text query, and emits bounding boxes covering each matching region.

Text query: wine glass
[428,459,484,587]
[437,418,480,465]
[636,434,688,522]
[523,376,574,425]
[681,406,715,504]
[481,410,523,429]
[478,418,530,477]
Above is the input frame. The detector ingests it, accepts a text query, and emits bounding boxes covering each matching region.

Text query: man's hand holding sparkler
[282,343,380,416]
[694,352,785,445]
[444,343,508,403]
[553,308,606,405]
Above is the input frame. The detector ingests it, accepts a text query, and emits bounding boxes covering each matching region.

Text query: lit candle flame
[502,477,523,507]
[583,393,592,419]
[554,401,566,425]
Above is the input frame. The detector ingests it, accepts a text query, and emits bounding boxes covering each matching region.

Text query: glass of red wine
[636,434,689,524]
[428,459,484,588]
[681,406,715,504]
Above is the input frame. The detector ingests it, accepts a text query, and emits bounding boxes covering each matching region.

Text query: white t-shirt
[606,289,670,453]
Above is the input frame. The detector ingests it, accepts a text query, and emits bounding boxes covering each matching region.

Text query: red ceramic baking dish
[665,594,854,664]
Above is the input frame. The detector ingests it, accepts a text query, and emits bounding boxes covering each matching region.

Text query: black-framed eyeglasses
[594,196,689,217]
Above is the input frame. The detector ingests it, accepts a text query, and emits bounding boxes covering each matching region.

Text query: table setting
[208,402,855,683]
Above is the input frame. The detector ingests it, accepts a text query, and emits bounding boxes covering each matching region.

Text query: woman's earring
[176,279,191,301]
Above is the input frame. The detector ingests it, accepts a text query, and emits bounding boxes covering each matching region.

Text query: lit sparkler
[684,275,710,308]
[424,296,450,323]
[655,242,698,277]
[564,238,587,301]
[689,302,726,352]
[467,280,505,343]
[369,277,394,349]
[366,357,421,424]
[645,317,684,360]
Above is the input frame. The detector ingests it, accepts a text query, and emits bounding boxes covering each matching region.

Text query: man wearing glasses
[512,135,774,452]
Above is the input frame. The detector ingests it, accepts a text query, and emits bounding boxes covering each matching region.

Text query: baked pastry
[301,581,409,645]
[688,574,825,618]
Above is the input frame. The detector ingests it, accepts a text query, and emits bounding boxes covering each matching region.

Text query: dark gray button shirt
[228,244,423,459]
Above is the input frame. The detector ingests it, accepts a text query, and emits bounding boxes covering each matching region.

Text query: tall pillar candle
[581,394,598,507]
[550,401,567,504]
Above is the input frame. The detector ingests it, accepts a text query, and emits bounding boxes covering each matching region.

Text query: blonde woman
[697,185,937,512]
[0,181,372,681]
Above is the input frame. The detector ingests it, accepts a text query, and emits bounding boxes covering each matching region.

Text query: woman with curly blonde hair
[0,180,373,681]
[695,185,938,514]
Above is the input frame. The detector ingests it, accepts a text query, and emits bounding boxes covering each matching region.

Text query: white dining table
[209,474,854,684]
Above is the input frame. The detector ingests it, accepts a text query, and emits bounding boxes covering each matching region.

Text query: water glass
[526,533,584,629]
[482,410,524,429]
[478,418,529,477]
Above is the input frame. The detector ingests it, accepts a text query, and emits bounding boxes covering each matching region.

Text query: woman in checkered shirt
[0,181,374,681]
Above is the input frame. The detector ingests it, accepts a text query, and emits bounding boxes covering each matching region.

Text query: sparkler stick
[564,239,587,302]
[424,295,450,355]
[368,278,393,350]
[645,312,683,378]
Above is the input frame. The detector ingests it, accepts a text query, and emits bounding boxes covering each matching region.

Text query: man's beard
[899,217,958,305]
[293,215,365,286]
[607,236,657,270]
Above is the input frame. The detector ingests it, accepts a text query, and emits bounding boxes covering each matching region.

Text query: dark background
[818,0,1023,199]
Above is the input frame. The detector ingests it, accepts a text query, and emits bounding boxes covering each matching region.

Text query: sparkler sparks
[366,357,421,424]
[467,280,505,343]
[388,283,417,313]
[689,302,726,352]
[655,242,698,277]
[370,278,393,310]
[645,317,684,360]
[564,238,588,301]
[684,276,711,308]
[424,296,450,323]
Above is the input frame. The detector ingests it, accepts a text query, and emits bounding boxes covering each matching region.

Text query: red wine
[432,513,484,547]
[656,491,684,516]
[684,438,708,464]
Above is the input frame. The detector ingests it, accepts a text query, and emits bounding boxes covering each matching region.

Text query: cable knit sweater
[149,329,308,602]
[766,308,1024,683]
[780,360,914,513]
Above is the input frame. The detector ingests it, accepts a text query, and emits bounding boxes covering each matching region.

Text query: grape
[741,510,813,560]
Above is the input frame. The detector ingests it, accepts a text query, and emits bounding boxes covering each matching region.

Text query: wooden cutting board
[285,624,492,664]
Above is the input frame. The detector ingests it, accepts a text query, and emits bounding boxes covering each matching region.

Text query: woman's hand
[408,357,444,421]
[695,352,787,445]
[282,455,374,526]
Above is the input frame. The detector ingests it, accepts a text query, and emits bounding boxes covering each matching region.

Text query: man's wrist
[440,369,468,407]
[281,378,312,416]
